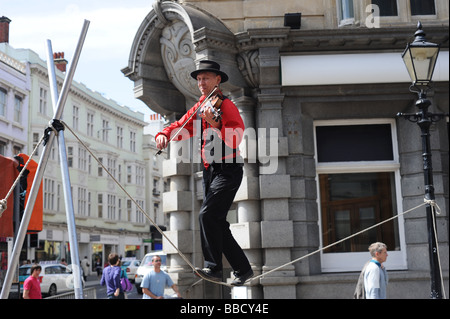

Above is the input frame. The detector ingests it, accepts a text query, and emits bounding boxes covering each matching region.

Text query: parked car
[121,258,140,282]
[134,252,166,294]
[19,262,85,297]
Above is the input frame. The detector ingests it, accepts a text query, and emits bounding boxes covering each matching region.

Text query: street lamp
[397,21,448,299]
[401,22,440,87]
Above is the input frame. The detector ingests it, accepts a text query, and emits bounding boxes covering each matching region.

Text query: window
[50,144,57,161]
[107,194,116,220]
[102,120,109,142]
[67,146,73,168]
[14,96,22,123]
[0,140,6,155]
[319,172,399,253]
[44,178,55,211]
[39,87,47,115]
[57,184,61,212]
[0,88,6,117]
[153,179,160,196]
[78,147,87,171]
[337,0,354,26]
[87,112,94,137]
[118,198,122,221]
[117,126,123,148]
[154,203,159,218]
[33,133,40,156]
[135,200,144,223]
[127,200,132,221]
[73,105,79,130]
[316,124,393,162]
[315,120,406,272]
[107,158,116,178]
[78,187,87,216]
[13,145,22,156]
[98,194,103,218]
[129,131,136,152]
[371,0,398,16]
[410,0,435,15]
[98,157,103,177]
[136,166,144,186]
[87,192,91,216]
[127,165,132,183]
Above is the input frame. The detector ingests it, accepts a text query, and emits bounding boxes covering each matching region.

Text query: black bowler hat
[190,60,228,83]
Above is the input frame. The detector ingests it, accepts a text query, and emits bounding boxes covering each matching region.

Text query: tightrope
[1,120,446,296]
[64,120,445,295]
[249,201,424,283]
[60,121,232,287]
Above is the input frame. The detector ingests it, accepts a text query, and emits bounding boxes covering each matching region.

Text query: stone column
[162,128,199,296]
[230,94,263,298]
[257,47,298,299]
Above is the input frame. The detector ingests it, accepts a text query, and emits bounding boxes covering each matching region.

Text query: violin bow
[155,86,218,155]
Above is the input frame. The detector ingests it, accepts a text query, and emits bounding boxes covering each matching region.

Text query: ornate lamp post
[397,22,447,299]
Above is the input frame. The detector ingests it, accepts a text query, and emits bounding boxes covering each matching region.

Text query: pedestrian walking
[100,253,124,299]
[141,255,181,299]
[364,242,389,299]
[22,264,42,299]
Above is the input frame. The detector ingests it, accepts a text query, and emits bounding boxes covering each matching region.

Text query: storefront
[33,229,144,276]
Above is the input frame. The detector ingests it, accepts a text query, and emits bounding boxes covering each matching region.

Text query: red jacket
[156,92,244,168]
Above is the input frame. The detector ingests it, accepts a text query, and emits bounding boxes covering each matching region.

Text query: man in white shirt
[141,255,181,299]
[364,242,389,299]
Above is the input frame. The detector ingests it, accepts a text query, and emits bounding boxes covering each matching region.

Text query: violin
[201,92,223,122]
[155,86,222,155]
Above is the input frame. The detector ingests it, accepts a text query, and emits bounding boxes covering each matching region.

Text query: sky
[1,0,156,120]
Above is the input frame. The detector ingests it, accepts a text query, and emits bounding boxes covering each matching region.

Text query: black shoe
[231,269,253,286]
[195,267,222,282]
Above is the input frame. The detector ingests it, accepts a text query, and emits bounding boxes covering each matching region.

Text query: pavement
[85,275,101,287]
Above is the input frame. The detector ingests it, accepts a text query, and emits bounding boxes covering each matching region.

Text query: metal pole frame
[397,89,447,299]
[46,39,84,299]
[0,20,90,299]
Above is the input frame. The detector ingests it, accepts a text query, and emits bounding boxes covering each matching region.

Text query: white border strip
[281,51,449,86]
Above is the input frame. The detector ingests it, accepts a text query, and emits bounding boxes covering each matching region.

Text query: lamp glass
[402,44,439,85]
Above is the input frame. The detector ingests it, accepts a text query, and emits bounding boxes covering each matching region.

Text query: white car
[121,258,140,282]
[19,263,85,297]
[134,252,166,294]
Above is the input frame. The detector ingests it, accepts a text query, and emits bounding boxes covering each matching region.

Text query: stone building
[0,16,30,157]
[23,48,149,271]
[123,0,449,298]
[1,22,156,275]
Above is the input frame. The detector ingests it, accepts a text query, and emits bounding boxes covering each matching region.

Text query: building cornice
[29,63,147,127]
[236,25,449,54]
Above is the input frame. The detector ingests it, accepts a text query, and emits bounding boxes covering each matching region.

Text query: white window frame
[337,0,355,27]
[314,119,407,272]
[0,87,7,117]
[87,111,94,137]
[39,87,48,115]
[72,105,79,130]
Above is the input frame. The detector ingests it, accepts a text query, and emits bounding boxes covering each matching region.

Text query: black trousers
[199,163,251,273]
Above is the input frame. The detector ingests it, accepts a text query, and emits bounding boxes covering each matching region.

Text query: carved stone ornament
[160,20,199,101]
[237,50,260,89]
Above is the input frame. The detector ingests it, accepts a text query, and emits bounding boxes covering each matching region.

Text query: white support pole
[46,39,84,299]
[0,20,90,299]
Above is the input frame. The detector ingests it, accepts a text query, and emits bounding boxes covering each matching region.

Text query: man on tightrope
[155,60,253,286]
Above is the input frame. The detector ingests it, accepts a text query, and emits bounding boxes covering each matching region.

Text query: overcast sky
[1,0,155,119]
